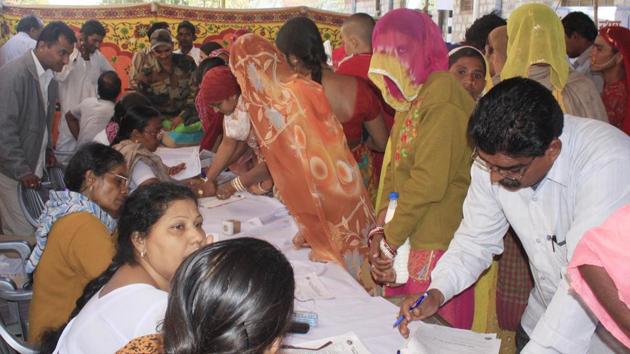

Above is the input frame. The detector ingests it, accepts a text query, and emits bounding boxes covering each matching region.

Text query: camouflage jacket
[130,51,198,124]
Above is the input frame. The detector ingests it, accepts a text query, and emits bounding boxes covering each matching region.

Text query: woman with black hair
[93,91,153,145]
[27,143,128,344]
[117,238,295,354]
[112,105,187,191]
[275,16,388,201]
[44,182,207,354]
[448,46,488,100]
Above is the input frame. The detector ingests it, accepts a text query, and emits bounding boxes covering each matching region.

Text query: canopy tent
[0,3,348,89]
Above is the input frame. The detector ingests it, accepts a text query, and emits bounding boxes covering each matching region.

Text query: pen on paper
[393,292,428,328]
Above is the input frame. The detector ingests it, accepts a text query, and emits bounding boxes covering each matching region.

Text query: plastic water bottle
[384,192,398,223]
[385,192,410,284]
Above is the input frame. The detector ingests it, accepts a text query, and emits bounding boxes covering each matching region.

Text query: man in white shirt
[394,78,630,353]
[55,19,114,164]
[173,20,202,65]
[562,12,604,92]
[65,70,120,147]
[0,15,43,68]
[0,22,76,236]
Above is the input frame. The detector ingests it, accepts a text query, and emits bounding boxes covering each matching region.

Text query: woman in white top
[111,106,187,192]
[195,66,273,199]
[92,92,153,146]
[40,182,208,354]
[118,238,295,354]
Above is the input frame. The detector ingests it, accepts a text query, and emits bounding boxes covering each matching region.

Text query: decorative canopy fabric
[1,4,347,90]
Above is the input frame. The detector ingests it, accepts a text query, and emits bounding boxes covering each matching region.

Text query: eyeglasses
[107,172,129,189]
[143,128,164,139]
[471,148,536,180]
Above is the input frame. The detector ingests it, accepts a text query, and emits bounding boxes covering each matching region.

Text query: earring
[140,249,146,258]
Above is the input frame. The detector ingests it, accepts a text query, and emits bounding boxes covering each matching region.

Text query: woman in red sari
[592,26,630,135]
[275,17,389,203]
[229,34,376,288]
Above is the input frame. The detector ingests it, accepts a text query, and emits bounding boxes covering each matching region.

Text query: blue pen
[393,292,428,328]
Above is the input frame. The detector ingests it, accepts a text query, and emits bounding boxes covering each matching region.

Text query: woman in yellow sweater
[27,143,128,344]
[367,9,475,329]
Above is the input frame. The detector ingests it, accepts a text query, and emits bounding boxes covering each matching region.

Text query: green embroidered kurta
[380,72,475,250]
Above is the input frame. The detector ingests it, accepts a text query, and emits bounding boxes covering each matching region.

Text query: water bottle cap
[388,192,399,200]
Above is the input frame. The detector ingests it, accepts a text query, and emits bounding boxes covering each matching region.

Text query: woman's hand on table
[216,182,236,200]
[398,289,445,338]
[168,162,186,176]
[196,180,217,197]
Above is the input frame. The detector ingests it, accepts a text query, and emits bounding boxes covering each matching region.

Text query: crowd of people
[0,3,628,353]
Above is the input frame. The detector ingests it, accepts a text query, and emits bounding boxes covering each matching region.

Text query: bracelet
[367,226,385,247]
[379,238,397,259]
[230,177,247,192]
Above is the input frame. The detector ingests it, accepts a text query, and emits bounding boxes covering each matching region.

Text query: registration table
[199,193,406,353]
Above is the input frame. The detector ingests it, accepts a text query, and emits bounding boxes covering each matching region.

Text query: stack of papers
[155,146,201,180]
[400,321,501,354]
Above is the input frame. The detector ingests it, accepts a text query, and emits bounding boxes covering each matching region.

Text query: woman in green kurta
[367,8,475,329]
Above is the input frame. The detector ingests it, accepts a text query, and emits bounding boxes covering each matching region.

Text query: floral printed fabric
[602,80,628,132]
[1,4,346,92]
[229,34,375,289]
[116,334,162,354]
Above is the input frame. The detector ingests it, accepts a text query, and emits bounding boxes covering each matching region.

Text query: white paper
[400,322,501,354]
[282,332,371,354]
[199,149,214,168]
[155,146,201,180]
[198,194,245,209]
[295,272,334,301]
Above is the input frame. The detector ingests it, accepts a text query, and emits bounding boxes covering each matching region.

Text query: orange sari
[230,34,375,284]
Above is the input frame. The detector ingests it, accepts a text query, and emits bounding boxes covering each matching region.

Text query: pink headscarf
[368,9,448,111]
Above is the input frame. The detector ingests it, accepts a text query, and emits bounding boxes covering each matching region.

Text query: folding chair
[16,167,66,228]
[0,321,37,354]
[0,241,36,354]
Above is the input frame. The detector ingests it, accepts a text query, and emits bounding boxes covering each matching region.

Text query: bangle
[367,226,385,247]
[230,177,246,192]
[379,238,397,259]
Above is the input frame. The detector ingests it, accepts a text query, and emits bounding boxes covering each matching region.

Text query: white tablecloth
[199,193,406,353]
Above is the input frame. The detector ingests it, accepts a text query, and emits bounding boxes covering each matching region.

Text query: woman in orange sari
[229,34,375,287]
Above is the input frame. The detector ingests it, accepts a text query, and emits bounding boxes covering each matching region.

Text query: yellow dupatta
[501,3,568,109]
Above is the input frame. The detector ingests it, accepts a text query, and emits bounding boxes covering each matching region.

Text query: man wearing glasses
[394,78,630,353]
